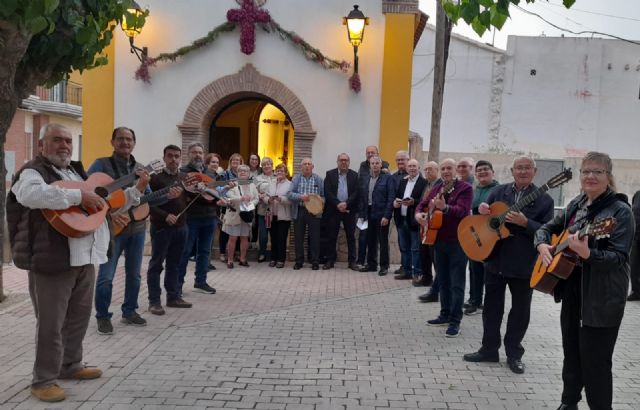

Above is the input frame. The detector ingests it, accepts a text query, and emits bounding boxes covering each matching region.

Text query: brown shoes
[61,366,103,380]
[31,384,65,402]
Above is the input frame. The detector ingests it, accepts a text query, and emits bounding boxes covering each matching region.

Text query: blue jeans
[398,222,421,276]
[147,225,187,305]
[179,217,217,289]
[434,240,468,326]
[257,214,269,258]
[95,231,145,319]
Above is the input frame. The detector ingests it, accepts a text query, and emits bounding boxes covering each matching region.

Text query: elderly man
[359,156,394,275]
[177,142,218,295]
[464,156,554,374]
[416,160,442,292]
[288,158,325,270]
[457,157,475,185]
[323,153,359,270]
[7,124,148,402]
[393,159,427,280]
[416,158,473,338]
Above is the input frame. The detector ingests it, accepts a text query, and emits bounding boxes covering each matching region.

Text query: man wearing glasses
[463,156,554,374]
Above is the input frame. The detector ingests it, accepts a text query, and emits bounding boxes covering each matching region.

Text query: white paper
[356,218,368,230]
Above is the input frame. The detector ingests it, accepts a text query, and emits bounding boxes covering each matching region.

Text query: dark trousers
[433,240,467,325]
[630,236,640,294]
[366,216,390,270]
[420,244,436,288]
[147,224,187,305]
[269,218,291,262]
[28,265,94,387]
[480,270,532,360]
[293,207,321,264]
[468,260,485,307]
[357,228,367,265]
[178,217,217,290]
[560,276,620,410]
[326,211,356,264]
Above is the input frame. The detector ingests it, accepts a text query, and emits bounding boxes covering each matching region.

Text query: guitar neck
[554,225,590,255]
[100,163,157,195]
[139,185,172,205]
[498,184,549,224]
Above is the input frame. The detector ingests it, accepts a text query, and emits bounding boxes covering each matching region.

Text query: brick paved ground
[0,258,639,409]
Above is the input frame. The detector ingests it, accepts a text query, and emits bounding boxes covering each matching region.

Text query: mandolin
[457,168,572,261]
[421,179,455,245]
[530,216,617,294]
[42,160,164,238]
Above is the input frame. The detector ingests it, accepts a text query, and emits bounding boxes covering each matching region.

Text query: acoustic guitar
[112,176,246,236]
[421,179,455,245]
[42,160,164,238]
[530,216,616,294]
[457,168,572,261]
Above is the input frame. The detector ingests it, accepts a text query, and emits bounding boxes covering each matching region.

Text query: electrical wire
[544,1,640,23]
[514,4,640,46]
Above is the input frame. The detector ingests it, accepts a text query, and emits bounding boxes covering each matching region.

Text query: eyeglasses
[513,166,533,171]
[580,169,608,177]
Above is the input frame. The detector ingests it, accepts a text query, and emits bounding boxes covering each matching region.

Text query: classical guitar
[457,168,572,261]
[42,160,165,238]
[421,179,455,245]
[530,217,616,294]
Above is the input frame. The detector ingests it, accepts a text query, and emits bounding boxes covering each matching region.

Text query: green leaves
[441,0,577,37]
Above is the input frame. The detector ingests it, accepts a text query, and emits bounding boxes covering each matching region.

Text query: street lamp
[121,1,149,62]
[343,5,369,75]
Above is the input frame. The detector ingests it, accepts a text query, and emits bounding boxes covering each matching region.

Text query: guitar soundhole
[489,217,501,230]
[94,187,109,198]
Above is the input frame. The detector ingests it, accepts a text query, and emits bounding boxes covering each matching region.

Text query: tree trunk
[0,21,33,302]
[428,0,452,163]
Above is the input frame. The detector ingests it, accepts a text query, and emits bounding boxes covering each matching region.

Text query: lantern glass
[122,7,144,38]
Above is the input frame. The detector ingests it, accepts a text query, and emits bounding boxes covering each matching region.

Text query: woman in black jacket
[534,152,634,410]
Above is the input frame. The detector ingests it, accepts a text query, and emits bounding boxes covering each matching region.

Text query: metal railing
[34,80,82,106]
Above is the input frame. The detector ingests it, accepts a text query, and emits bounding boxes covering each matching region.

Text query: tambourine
[304,194,324,216]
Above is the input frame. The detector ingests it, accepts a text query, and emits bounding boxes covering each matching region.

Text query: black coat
[534,190,634,327]
[392,175,427,230]
[324,168,359,214]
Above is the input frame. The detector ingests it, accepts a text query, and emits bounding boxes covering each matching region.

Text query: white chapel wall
[113,0,386,175]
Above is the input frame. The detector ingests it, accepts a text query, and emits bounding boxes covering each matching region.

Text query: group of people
[7,123,637,410]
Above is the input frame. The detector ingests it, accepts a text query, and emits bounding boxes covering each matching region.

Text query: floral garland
[135,5,360,92]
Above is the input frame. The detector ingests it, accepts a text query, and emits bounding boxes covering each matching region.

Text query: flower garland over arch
[135,0,362,92]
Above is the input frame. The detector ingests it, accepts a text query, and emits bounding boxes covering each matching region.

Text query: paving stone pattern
[0,258,639,409]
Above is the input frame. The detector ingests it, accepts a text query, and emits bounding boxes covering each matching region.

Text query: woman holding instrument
[221,165,259,268]
[219,153,243,263]
[534,152,634,410]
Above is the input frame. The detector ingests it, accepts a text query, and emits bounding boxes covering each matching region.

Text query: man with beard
[147,145,193,315]
[88,127,149,335]
[7,124,149,402]
[177,142,218,295]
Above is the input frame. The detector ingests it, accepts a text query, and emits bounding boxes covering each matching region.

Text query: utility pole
[428,0,452,163]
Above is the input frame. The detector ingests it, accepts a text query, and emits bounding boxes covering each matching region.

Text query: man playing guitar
[415,158,472,338]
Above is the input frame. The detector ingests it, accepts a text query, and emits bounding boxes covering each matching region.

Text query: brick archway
[177,64,316,169]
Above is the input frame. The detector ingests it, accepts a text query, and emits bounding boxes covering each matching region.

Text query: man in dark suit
[323,153,360,270]
[393,159,427,280]
[359,156,395,275]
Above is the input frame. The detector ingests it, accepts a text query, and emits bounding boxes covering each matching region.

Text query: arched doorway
[209,98,294,173]
[177,64,315,172]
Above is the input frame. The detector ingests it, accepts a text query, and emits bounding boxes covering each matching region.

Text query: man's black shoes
[293,263,303,270]
[463,351,499,363]
[507,357,525,374]
[556,404,578,410]
[312,263,320,270]
[322,262,334,270]
[418,292,438,302]
[378,268,388,276]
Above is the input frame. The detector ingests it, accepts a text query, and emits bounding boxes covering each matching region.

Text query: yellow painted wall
[378,13,415,170]
[216,101,258,159]
[258,104,294,174]
[81,41,115,164]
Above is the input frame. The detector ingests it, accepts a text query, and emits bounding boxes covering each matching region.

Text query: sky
[418,0,640,49]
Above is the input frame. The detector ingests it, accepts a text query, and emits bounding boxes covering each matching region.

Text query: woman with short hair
[266,164,292,268]
[221,165,259,268]
[254,157,276,262]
